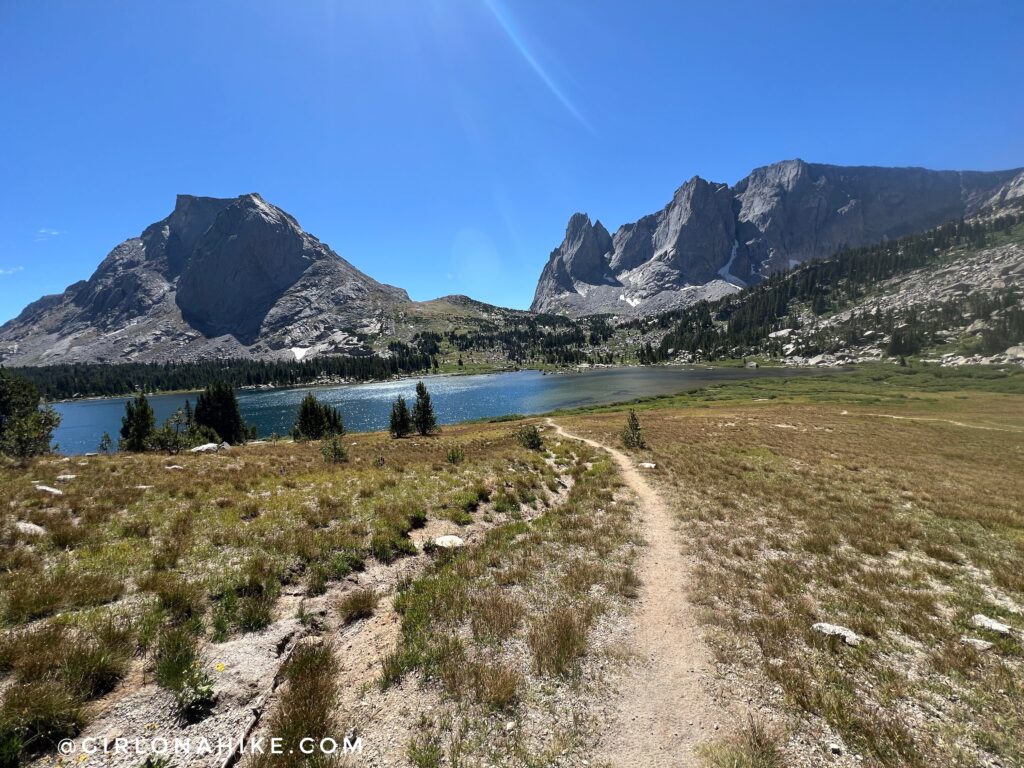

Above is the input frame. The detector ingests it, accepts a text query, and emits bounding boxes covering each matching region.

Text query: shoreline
[41,358,794,404]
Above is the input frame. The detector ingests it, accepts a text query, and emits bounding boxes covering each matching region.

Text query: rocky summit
[531,160,1024,317]
[0,194,410,365]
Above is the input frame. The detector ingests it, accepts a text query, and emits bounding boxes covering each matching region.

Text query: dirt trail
[547,418,722,767]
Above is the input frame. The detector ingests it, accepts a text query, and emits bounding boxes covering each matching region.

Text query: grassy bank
[563,366,1024,767]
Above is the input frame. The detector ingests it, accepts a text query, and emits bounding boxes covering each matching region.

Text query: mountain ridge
[0,193,410,365]
[531,159,1024,316]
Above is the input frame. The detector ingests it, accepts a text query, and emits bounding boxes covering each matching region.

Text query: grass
[0,419,568,763]
[3,365,1021,766]
[250,642,340,768]
[336,587,378,624]
[528,602,593,677]
[378,435,641,762]
[565,366,1024,767]
[699,717,784,768]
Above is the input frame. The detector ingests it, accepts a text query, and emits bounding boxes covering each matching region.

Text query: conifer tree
[389,395,411,438]
[120,393,155,452]
[292,392,344,441]
[411,381,437,436]
[194,381,250,444]
[621,409,646,450]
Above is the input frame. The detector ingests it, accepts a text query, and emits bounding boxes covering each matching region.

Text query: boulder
[190,443,220,453]
[433,535,465,549]
[15,520,46,536]
[960,637,994,651]
[971,614,1012,636]
[55,474,76,482]
[34,484,64,496]
[638,462,657,469]
[812,622,860,647]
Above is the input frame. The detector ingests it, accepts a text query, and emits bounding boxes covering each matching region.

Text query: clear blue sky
[2,1,1023,322]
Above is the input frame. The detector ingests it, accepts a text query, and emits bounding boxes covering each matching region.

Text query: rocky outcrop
[0,194,410,365]
[532,160,1024,316]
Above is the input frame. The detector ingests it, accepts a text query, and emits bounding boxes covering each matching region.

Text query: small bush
[621,409,646,449]
[320,435,349,464]
[445,445,465,465]
[370,529,418,564]
[514,424,543,450]
[337,588,378,624]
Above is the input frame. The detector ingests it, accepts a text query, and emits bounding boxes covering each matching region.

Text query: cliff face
[531,160,1024,316]
[0,194,410,365]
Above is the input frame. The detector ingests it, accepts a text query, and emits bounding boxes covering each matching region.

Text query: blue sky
[2,1,1023,323]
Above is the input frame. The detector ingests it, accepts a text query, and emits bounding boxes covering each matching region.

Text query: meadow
[1,365,1021,767]
[562,367,1024,767]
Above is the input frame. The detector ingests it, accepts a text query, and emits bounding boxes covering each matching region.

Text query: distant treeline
[651,203,1024,361]
[8,344,435,400]
[443,315,617,364]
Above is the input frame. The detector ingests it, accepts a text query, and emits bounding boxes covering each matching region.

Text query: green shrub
[320,435,348,464]
[514,424,543,450]
[370,529,418,564]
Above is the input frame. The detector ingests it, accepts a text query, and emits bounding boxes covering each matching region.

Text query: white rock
[34,484,64,496]
[55,474,76,482]
[165,465,184,471]
[83,452,98,457]
[812,622,860,647]
[971,614,1012,636]
[1005,345,1024,360]
[433,535,465,549]
[219,442,231,450]
[190,443,220,453]
[135,485,154,490]
[15,520,46,536]
[960,637,994,651]
[638,462,657,469]
[768,329,793,339]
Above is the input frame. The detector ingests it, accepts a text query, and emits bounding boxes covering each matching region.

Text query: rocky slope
[532,160,1024,317]
[0,194,411,365]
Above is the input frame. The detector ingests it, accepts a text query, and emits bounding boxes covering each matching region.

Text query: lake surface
[51,365,827,455]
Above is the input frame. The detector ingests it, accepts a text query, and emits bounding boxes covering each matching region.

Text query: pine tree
[621,409,646,450]
[0,369,60,460]
[411,381,437,436]
[293,392,344,441]
[194,381,250,444]
[120,393,155,452]
[389,395,411,438]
